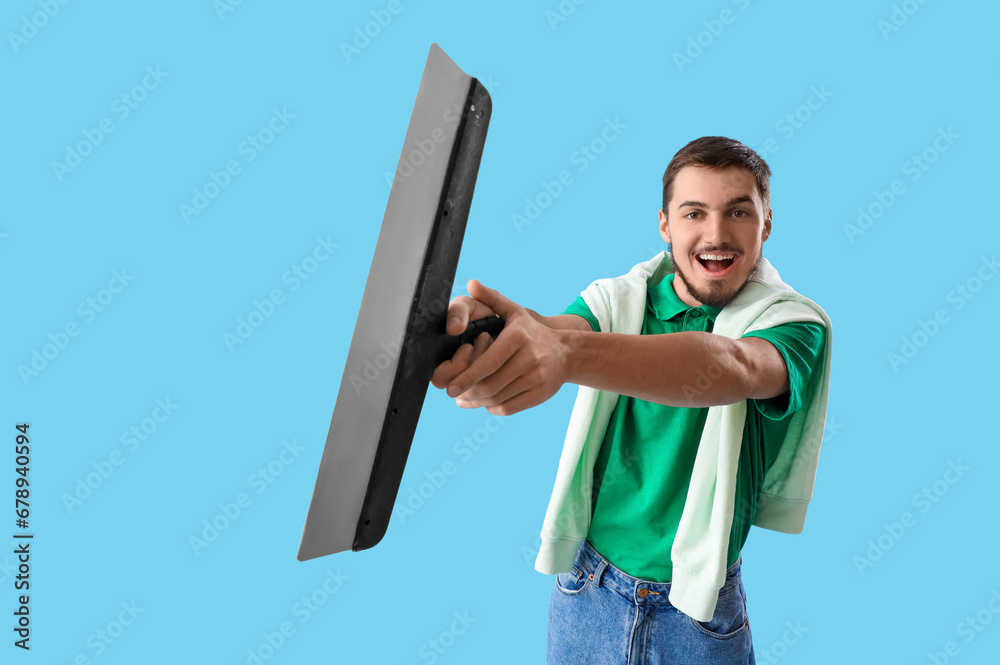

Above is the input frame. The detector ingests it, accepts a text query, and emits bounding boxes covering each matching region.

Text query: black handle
[456,315,505,346]
[430,315,505,369]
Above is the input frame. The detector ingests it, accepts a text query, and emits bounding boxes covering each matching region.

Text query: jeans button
[637,588,649,598]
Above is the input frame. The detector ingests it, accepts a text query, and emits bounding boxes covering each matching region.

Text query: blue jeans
[547,540,755,665]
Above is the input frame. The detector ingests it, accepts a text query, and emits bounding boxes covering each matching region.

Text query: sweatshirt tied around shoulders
[533,251,833,622]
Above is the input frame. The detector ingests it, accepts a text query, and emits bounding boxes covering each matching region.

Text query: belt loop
[591,559,608,588]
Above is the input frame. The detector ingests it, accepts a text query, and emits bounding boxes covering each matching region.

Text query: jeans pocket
[554,566,590,596]
[688,587,749,639]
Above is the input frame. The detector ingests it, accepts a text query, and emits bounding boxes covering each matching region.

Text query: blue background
[3,0,999,663]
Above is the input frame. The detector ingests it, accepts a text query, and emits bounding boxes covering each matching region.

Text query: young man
[431,137,832,664]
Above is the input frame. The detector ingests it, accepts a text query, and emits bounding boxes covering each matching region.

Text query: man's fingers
[486,387,545,416]
[449,340,529,400]
[431,343,473,389]
[467,280,518,320]
[445,294,497,336]
[460,382,543,417]
[471,331,492,362]
[431,330,493,392]
[445,296,473,336]
[456,372,530,410]
[447,333,516,398]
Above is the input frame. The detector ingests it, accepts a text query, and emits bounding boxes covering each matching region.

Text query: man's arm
[441,280,789,416]
[558,329,788,407]
[526,310,593,332]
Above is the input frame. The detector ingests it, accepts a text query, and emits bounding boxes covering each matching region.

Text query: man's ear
[762,207,772,242]
[659,209,671,243]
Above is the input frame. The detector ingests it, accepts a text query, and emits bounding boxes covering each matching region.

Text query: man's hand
[430,286,500,391]
[431,280,571,416]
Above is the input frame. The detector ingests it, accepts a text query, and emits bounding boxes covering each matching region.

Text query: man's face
[659,165,772,308]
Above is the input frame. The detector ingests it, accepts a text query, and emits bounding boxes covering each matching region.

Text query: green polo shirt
[562,273,825,582]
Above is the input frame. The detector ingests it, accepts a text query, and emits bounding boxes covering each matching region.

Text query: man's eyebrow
[677,195,754,209]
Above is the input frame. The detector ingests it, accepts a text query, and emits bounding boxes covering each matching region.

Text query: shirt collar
[648,273,723,323]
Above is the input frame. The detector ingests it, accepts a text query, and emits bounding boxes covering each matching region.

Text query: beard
[668,248,762,308]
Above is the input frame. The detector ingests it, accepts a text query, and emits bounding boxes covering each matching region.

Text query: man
[431,136,831,664]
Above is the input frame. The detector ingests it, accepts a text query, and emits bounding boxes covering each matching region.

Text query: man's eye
[732,209,748,218]
[684,211,700,219]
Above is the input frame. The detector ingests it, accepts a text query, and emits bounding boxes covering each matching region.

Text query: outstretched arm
[435,280,789,416]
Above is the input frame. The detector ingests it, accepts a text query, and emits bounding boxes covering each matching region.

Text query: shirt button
[690,309,702,317]
[637,588,649,598]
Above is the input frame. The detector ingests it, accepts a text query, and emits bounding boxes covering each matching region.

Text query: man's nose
[702,214,732,245]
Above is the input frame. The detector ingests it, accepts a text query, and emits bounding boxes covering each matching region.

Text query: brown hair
[661,136,771,215]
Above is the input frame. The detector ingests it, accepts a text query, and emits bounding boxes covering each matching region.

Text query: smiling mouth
[696,253,738,274]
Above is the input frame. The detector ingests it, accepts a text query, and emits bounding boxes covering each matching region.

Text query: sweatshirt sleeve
[742,322,826,421]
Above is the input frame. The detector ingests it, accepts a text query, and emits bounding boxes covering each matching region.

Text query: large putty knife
[298,43,500,561]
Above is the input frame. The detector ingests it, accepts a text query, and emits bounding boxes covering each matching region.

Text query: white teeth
[698,254,735,261]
